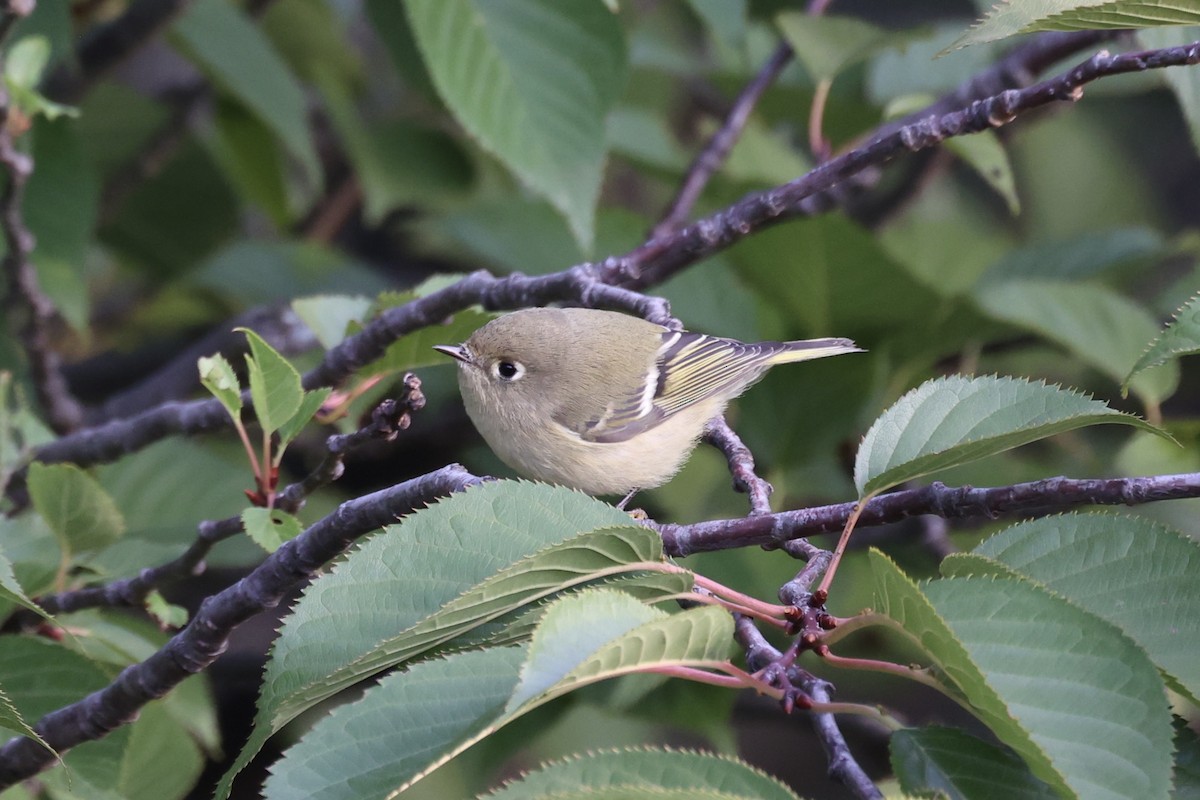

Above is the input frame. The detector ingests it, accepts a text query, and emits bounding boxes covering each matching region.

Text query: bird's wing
[571,331,774,444]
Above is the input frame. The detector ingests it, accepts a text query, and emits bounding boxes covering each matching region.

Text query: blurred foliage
[0,1,1198,799]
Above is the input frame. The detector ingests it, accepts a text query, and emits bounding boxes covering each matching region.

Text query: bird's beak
[433,344,471,364]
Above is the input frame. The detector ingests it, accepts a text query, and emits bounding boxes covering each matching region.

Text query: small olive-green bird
[434,308,861,497]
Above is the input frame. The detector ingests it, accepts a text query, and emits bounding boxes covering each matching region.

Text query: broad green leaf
[242,508,304,553]
[277,525,670,724]
[776,13,892,82]
[972,279,1179,406]
[275,389,331,455]
[0,683,49,754]
[1125,291,1200,388]
[872,552,1174,799]
[961,512,1200,702]
[949,0,1200,52]
[944,131,1019,214]
[26,117,97,332]
[0,514,58,602]
[198,353,243,419]
[607,106,689,173]
[0,544,53,624]
[891,726,1058,800]
[109,703,206,800]
[291,295,373,349]
[261,592,733,799]
[853,374,1166,497]
[405,0,627,250]
[27,462,126,556]
[478,747,800,800]
[1142,27,1200,157]
[216,482,636,798]
[238,328,303,434]
[172,0,319,185]
[868,552,1024,753]
[922,576,1173,800]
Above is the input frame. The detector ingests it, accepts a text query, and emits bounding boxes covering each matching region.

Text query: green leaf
[0,683,50,755]
[853,374,1166,497]
[404,0,627,250]
[216,481,637,798]
[198,353,243,420]
[923,576,1173,800]
[1141,27,1200,158]
[960,512,1200,702]
[144,590,190,629]
[972,279,1179,407]
[172,0,319,185]
[944,130,1019,214]
[872,552,1174,800]
[238,327,304,434]
[242,507,304,553]
[275,389,331,455]
[27,462,126,556]
[478,748,799,799]
[891,726,1058,800]
[291,295,373,350]
[189,240,387,306]
[1125,291,1200,389]
[261,591,733,799]
[776,13,892,82]
[949,0,1200,52]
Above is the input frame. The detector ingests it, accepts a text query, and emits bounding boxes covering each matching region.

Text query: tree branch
[27,33,1183,471]
[658,472,1200,556]
[702,416,773,515]
[0,463,481,787]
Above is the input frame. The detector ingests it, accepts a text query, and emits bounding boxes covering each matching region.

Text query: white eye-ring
[492,359,525,382]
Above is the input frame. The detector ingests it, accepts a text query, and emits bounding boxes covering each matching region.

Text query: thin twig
[702,416,773,515]
[0,464,482,787]
[0,87,84,434]
[650,42,794,239]
[658,472,1200,556]
[735,615,882,799]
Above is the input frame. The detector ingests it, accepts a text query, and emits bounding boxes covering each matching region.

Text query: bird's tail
[768,337,863,364]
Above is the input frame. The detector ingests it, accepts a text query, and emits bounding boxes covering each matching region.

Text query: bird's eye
[493,360,524,381]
